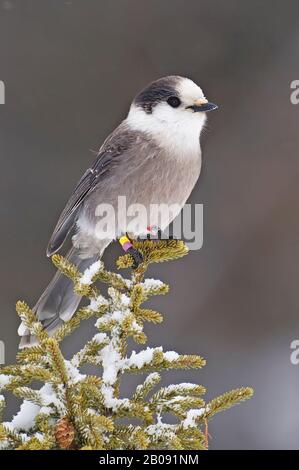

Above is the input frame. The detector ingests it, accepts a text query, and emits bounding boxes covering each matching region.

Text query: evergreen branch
[13,387,45,406]
[52,254,80,281]
[133,373,161,401]
[45,338,78,424]
[113,402,154,425]
[0,396,5,422]
[46,338,68,384]
[35,412,54,434]
[204,387,254,420]
[135,308,163,324]
[0,424,22,447]
[151,384,206,402]
[1,239,253,450]
[176,426,206,450]
[163,355,206,370]
[77,415,106,449]
[111,425,150,450]
[53,306,103,343]
[1,365,53,387]
[73,281,99,298]
[16,435,55,450]
[152,397,205,420]
[16,345,45,364]
[140,280,169,299]
[72,336,109,367]
[127,353,206,375]
[129,285,144,311]
[117,240,189,269]
[16,301,48,344]
[121,314,147,344]
[92,269,130,292]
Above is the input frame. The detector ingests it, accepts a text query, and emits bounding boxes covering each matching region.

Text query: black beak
[187,102,218,112]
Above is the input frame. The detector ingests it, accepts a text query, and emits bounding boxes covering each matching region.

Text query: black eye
[167,96,181,108]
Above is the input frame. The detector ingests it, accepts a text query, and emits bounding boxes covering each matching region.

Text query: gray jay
[18,75,217,348]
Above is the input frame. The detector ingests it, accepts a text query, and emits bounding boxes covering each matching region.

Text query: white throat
[126,104,205,158]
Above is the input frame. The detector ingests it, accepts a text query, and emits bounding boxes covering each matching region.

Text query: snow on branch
[0,240,253,450]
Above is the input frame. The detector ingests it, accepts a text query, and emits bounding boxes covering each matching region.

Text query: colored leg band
[119,235,133,252]
[147,225,159,235]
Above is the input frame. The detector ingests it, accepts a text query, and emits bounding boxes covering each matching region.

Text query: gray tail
[19,245,104,349]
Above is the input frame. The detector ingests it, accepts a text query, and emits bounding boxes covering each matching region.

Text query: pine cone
[55,417,75,449]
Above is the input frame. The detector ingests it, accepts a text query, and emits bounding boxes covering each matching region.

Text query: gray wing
[47,123,148,256]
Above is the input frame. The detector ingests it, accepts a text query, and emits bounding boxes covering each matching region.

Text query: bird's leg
[119,234,143,269]
[146,225,160,240]
[146,225,176,240]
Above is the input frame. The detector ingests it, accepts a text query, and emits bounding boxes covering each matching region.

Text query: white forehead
[177,78,205,102]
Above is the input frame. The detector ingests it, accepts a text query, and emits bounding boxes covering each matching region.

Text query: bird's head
[127,76,218,153]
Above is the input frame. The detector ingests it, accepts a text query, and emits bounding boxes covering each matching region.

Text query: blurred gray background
[1,0,299,449]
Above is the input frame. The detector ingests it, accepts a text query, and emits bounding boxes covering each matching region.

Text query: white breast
[126,103,205,160]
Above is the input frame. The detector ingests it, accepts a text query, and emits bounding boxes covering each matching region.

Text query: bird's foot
[145,225,163,240]
[119,234,144,269]
[146,227,176,241]
[127,246,144,269]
